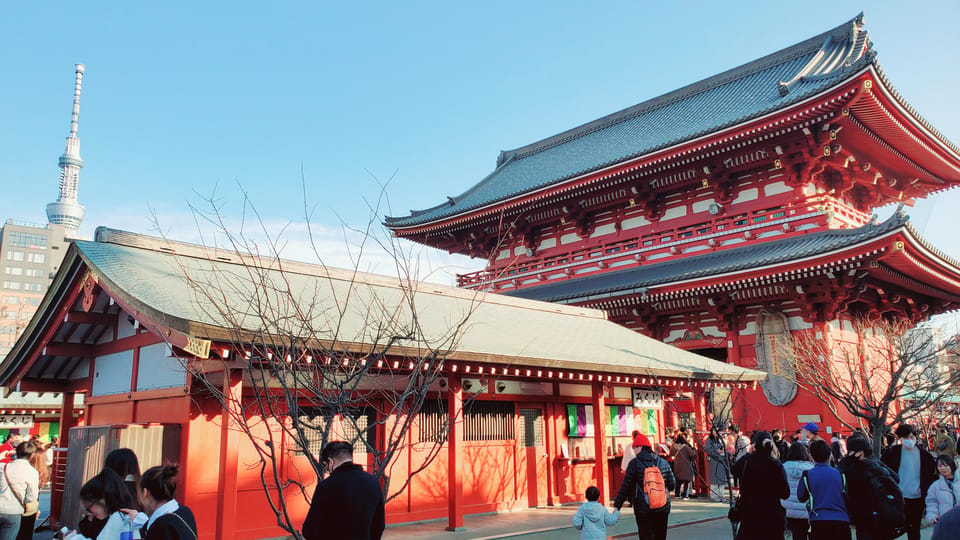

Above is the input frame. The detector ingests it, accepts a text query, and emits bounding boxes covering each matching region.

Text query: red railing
[457,204,832,289]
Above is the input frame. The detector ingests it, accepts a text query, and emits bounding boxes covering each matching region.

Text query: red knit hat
[633,432,652,448]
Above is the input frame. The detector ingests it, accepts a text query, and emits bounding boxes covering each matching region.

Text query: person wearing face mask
[881,425,937,540]
[301,441,384,540]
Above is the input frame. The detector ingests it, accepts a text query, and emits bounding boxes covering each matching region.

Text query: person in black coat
[839,435,901,540]
[733,431,790,540]
[302,441,385,540]
[881,425,937,540]
[614,433,676,540]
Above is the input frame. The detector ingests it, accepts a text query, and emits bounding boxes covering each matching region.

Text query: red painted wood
[446,375,464,531]
[590,382,608,505]
[216,370,242,540]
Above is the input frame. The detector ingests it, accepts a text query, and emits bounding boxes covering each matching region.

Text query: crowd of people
[0,433,52,540]
[0,432,197,540]
[727,422,960,540]
[583,422,960,540]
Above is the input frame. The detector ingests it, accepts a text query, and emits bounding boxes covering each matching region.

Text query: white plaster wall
[136,342,188,391]
[691,200,714,214]
[787,316,814,331]
[559,383,591,397]
[560,233,580,245]
[764,181,793,196]
[538,237,557,250]
[733,188,759,204]
[117,314,137,340]
[661,206,687,221]
[92,350,134,396]
[590,223,617,238]
[621,216,650,230]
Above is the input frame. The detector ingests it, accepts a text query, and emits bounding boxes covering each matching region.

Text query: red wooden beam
[63,311,117,326]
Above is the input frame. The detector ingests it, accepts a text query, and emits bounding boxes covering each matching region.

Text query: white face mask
[902,439,916,449]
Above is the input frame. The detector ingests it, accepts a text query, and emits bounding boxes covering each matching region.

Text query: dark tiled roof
[387,14,874,228]
[502,212,910,303]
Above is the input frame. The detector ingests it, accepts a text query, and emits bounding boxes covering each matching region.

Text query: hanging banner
[566,404,595,437]
[607,405,634,436]
[0,415,34,429]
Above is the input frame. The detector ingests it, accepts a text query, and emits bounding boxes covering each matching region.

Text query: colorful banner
[635,409,658,436]
[607,405,634,436]
[566,404,595,437]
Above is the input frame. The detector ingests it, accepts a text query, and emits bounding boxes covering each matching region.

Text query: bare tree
[151,182,510,538]
[786,317,960,456]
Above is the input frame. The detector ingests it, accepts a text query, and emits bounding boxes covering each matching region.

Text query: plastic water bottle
[120,512,134,540]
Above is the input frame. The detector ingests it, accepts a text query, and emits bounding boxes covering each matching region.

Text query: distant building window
[2,281,21,290]
[24,268,44,277]
[22,298,41,306]
[3,267,23,276]
[22,283,42,292]
[0,326,16,334]
[7,231,47,250]
[3,312,16,319]
[1,296,18,304]
[6,251,24,262]
[26,253,45,264]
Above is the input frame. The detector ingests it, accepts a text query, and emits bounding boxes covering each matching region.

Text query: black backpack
[863,463,906,536]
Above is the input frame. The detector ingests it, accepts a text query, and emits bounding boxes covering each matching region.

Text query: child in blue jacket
[572,486,620,540]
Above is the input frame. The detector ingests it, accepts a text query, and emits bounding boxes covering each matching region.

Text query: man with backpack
[881,425,938,540]
[839,435,906,540]
[614,433,676,540]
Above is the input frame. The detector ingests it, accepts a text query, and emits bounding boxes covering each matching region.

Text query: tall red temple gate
[386,14,960,433]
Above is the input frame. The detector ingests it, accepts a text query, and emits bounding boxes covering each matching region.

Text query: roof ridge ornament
[778,13,870,97]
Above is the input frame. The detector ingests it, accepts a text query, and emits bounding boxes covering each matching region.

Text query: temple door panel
[518,406,548,507]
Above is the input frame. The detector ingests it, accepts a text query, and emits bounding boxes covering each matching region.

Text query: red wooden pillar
[57,391,75,444]
[591,382,608,505]
[692,389,710,497]
[216,369,242,540]
[446,375,465,531]
[544,401,556,507]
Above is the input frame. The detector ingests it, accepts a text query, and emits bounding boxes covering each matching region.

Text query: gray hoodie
[572,501,619,540]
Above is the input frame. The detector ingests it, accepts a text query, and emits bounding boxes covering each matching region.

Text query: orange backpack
[641,462,668,510]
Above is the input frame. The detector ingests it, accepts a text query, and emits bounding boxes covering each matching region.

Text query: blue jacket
[797,462,850,522]
[571,501,619,540]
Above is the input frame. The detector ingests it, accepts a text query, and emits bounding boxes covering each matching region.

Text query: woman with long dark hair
[104,449,142,509]
[734,431,789,540]
[121,465,197,540]
[67,469,147,539]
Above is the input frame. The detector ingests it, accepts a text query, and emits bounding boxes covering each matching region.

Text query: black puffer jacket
[614,447,676,513]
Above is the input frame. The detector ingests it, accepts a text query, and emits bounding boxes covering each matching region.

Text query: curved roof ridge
[870,62,960,156]
[496,13,865,165]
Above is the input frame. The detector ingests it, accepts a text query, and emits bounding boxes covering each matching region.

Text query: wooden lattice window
[417,400,448,443]
[292,407,374,458]
[518,408,544,448]
[464,400,515,441]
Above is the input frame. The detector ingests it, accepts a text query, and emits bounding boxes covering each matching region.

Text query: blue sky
[2,2,959,284]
